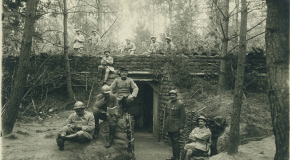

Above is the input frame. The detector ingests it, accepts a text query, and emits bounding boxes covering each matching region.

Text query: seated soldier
[93,85,119,148]
[56,101,95,151]
[98,50,114,84]
[180,116,212,160]
[110,67,139,116]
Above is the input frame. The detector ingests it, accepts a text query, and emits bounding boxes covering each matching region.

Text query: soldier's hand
[128,95,134,100]
[75,124,82,131]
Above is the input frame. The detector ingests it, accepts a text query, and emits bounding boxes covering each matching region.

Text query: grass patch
[16,130,29,136]
[44,132,56,139]
[4,134,18,140]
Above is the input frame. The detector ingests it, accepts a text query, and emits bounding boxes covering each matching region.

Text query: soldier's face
[169,94,177,101]
[126,40,130,44]
[76,31,80,35]
[105,52,109,57]
[92,32,96,35]
[75,108,85,117]
[198,119,206,127]
[120,71,128,78]
[151,38,156,43]
[102,92,110,98]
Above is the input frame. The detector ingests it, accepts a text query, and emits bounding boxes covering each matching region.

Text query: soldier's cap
[197,116,207,122]
[120,67,129,72]
[169,90,177,95]
[165,37,172,41]
[92,30,96,32]
[104,50,110,54]
[75,29,80,32]
[73,101,85,110]
[101,85,111,94]
[151,36,156,40]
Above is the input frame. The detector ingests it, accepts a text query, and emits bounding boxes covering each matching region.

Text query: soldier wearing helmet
[147,36,160,55]
[98,50,114,84]
[87,29,101,52]
[180,116,211,160]
[110,67,139,116]
[56,101,95,151]
[122,39,136,55]
[164,37,176,54]
[93,85,119,148]
[164,90,185,160]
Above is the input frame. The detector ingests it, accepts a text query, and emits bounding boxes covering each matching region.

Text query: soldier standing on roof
[110,68,139,116]
[164,90,186,160]
[87,29,101,52]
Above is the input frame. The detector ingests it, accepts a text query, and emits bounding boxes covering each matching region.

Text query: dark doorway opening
[128,82,153,132]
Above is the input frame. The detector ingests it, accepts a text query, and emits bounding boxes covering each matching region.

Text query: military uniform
[110,77,139,113]
[98,55,114,82]
[164,99,186,160]
[93,93,119,144]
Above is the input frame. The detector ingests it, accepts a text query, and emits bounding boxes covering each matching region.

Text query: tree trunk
[218,0,229,94]
[266,0,289,160]
[97,0,103,34]
[63,0,74,101]
[169,0,172,37]
[228,0,247,154]
[2,0,39,135]
[233,0,239,45]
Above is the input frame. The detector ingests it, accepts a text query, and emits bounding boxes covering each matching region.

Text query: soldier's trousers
[118,97,133,114]
[93,108,118,133]
[168,131,180,159]
[58,125,92,142]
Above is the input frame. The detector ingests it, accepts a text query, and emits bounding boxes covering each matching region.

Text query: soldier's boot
[56,132,66,151]
[174,143,181,160]
[180,149,187,160]
[105,125,116,148]
[93,125,100,139]
[65,133,79,141]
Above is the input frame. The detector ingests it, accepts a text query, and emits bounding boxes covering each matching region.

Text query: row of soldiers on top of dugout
[73,28,176,55]
[56,68,139,150]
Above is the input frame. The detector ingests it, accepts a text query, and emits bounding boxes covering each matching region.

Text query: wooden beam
[148,82,159,93]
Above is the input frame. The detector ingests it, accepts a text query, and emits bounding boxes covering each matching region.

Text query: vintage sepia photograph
[1,0,289,159]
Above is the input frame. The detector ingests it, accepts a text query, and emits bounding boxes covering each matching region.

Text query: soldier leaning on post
[164,90,186,160]
[110,67,139,116]
[98,50,114,84]
[56,101,95,151]
[93,85,119,148]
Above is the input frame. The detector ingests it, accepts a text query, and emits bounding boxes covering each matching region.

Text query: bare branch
[212,0,226,18]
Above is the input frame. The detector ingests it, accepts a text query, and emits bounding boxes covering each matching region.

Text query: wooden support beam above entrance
[148,82,159,93]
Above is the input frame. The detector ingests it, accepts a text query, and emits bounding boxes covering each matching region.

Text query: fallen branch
[87,83,95,108]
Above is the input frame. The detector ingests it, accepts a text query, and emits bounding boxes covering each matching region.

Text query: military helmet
[169,90,177,95]
[165,37,172,41]
[197,116,207,123]
[73,101,85,110]
[101,85,111,94]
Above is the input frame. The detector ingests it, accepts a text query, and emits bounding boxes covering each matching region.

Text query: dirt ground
[1,110,130,160]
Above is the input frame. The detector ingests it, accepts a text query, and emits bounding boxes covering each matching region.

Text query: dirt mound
[209,136,275,160]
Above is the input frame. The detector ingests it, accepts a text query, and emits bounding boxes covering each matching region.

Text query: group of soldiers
[56,50,211,160]
[72,29,177,55]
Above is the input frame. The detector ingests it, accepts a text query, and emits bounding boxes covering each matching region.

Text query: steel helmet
[169,90,177,95]
[101,85,111,94]
[73,101,85,110]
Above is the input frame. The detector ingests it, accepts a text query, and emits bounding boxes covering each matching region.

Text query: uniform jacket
[94,93,119,112]
[188,127,211,151]
[164,99,185,132]
[73,34,84,49]
[165,42,176,53]
[110,77,139,100]
[62,111,95,133]
[123,42,136,52]
[148,42,160,54]
[101,56,114,71]
[88,34,100,44]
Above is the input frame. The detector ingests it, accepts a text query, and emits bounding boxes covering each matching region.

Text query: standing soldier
[73,29,85,54]
[87,29,101,53]
[122,39,136,55]
[56,101,95,150]
[164,90,186,160]
[165,37,176,54]
[98,50,114,84]
[93,85,119,148]
[147,36,160,55]
[110,68,139,116]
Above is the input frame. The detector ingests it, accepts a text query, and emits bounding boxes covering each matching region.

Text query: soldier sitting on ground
[93,85,119,148]
[180,116,212,160]
[56,101,95,151]
[98,50,114,84]
[110,67,139,116]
